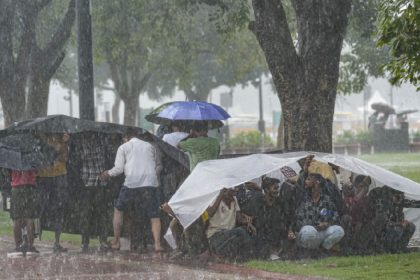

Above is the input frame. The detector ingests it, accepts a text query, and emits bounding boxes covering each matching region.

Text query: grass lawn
[247,253,420,280]
[0,210,84,246]
[245,152,420,280]
[359,153,420,183]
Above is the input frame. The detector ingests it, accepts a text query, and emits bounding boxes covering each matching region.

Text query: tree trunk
[184,89,209,101]
[123,95,138,126]
[277,113,284,149]
[0,0,25,126]
[0,0,75,126]
[251,0,351,153]
[25,75,50,119]
[112,94,121,123]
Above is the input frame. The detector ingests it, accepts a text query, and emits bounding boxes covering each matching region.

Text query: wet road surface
[0,237,324,280]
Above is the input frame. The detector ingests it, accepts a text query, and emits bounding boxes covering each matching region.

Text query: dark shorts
[115,186,160,219]
[10,186,40,220]
[38,175,68,232]
[79,186,109,238]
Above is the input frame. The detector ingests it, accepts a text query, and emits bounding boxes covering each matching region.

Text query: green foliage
[176,0,251,33]
[91,0,181,103]
[338,0,391,95]
[172,2,267,100]
[377,0,420,90]
[412,130,420,137]
[91,0,267,103]
[335,130,356,145]
[335,130,372,145]
[35,1,78,92]
[355,130,373,145]
[227,130,274,149]
[410,130,420,142]
[188,0,389,96]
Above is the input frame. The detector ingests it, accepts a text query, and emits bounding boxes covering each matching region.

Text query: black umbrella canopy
[2,115,148,134]
[0,115,190,169]
[0,134,56,170]
[371,102,396,114]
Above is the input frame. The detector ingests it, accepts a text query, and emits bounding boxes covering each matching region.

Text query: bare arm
[206,189,226,218]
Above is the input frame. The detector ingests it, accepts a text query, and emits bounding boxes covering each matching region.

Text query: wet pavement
[0,237,323,280]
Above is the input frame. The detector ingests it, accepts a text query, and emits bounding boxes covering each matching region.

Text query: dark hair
[354,175,367,186]
[124,127,137,139]
[191,121,208,133]
[383,185,403,196]
[307,173,326,187]
[262,177,280,191]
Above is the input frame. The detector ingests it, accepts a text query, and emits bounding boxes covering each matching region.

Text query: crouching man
[294,173,344,255]
[206,188,255,261]
[381,187,417,253]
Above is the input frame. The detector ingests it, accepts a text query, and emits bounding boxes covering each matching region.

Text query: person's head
[191,121,208,136]
[62,132,70,142]
[221,188,237,204]
[123,127,137,143]
[170,121,182,132]
[390,188,404,205]
[353,175,370,199]
[262,177,280,198]
[305,173,326,190]
[342,183,355,198]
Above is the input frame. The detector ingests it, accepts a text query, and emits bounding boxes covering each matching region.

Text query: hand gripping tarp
[168,151,420,229]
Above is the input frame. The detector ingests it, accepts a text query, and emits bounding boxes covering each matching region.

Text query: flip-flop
[107,241,120,250]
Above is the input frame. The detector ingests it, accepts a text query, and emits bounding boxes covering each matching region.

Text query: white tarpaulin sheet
[168,151,420,229]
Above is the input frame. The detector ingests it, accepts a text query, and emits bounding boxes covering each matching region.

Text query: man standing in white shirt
[101,128,163,252]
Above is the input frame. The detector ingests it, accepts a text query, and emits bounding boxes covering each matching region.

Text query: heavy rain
[0,0,419,279]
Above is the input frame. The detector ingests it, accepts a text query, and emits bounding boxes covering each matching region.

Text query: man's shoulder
[203,136,220,145]
[164,132,188,140]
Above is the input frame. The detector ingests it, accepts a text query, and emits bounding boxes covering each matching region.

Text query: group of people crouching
[4,123,419,262]
[162,155,419,262]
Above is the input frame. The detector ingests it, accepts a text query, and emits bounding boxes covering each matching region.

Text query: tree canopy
[91,0,267,124]
[0,0,75,125]
[377,0,420,90]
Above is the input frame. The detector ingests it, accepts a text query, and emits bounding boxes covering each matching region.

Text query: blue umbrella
[157,101,230,121]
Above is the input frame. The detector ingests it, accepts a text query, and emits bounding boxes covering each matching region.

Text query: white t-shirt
[206,197,240,238]
[108,137,159,188]
[162,132,189,147]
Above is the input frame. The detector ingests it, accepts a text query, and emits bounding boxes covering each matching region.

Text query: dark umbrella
[371,102,395,114]
[1,115,146,134]
[157,101,230,120]
[0,114,190,170]
[0,134,56,170]
[145,101,227,129]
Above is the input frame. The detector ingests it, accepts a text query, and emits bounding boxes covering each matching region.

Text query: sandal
[108,240,120,250]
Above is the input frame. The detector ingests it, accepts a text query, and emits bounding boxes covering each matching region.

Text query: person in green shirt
[177,122,220,171]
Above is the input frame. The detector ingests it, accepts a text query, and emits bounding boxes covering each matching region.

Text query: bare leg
[55,231,61,244]
[151,218,162,251]
[110,208,123,249]
[13,219,23,249]
[25,219,35,248]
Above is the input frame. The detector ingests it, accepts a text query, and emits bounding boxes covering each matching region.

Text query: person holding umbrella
[146,101,229,166]
[37,132,70,253]
[9,169,40,254]
[178,122,220,171]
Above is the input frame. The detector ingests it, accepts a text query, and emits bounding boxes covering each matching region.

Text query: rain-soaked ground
[0,237,323,280]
